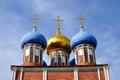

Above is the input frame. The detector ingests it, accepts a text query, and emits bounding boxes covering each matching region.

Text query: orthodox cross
[32,16,39,28]
[54,16,64,29]
[77,16,85,28]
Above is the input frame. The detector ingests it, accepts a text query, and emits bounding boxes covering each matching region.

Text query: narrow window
[51,58,54,66]
[62,55,65,65]
[84,48,88,62]
[39,50,42,64]
[58,55,61,66]
[65,56,68,65]
[30,47,33,62]
[76,51,79,64]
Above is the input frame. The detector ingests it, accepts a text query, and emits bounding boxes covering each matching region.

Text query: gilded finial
[32,15,39,28]
[54,16,64,32]
[77,15,85,28]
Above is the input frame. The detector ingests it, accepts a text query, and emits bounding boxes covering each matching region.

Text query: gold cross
[77,15,85,28]
[32,15,39,28]
[54,16,64,29]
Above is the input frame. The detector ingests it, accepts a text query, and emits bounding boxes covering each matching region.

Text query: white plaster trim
[11,65,108,72]
[28,46,30,62]
[97,68,101,80]
[13,69,17,80]
[74,52,77,64]
[11,71,14,80]
[74,69,78,80]
[106,67,110,80]
[48,56,51,66]
[20,69,23,80]
[33,45,35,63]
[103,67,107,80]
[43,70,47,80]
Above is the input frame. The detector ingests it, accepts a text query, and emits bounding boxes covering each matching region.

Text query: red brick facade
[48,71,74,80]
[11,65,109,80]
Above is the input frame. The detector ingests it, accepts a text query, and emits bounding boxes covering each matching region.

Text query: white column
[106,67,110,80]
[103,67,107,80]
[22,49,24,63]
[11,71,14,80]
[43,70,47,80]
[97,68,101,80]
[13,69,17,80]
[49,56,51,65]
[28,45,30,62]
[87,46,90,62]
[74,69,78,80]
[20,69,23,80]
[33,45,35,63]
[74,51,77,64]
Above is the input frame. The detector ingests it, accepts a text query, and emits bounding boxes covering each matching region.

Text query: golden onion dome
[46,28,71,54]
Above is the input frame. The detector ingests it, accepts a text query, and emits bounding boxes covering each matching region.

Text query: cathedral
[11,16,110,80]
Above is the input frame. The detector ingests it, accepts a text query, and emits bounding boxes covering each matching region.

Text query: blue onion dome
[20,26,47,49]
[71,27,97,49]
[69,58,75,65]
[42,60,47,66]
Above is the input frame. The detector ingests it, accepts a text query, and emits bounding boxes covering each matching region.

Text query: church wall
[100,69,105,80]
[78,69,105,80]
[78,70,98,80]
[16,71,21,80]
[23,71,43,80]
[48,71,74,80]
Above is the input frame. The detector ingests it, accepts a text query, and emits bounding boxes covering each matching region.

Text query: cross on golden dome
[54,16,64,30]
[32,15,39,28]
[77,15,85,28]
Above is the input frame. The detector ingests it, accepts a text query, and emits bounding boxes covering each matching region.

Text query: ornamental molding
[11,65,109,72]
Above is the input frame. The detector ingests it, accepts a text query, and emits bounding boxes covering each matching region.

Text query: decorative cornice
[11,64,109,72]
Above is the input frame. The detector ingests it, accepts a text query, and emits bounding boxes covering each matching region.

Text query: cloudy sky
[0,0,120,80]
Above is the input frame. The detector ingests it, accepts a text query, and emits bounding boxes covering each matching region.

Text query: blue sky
[0,0,120,80]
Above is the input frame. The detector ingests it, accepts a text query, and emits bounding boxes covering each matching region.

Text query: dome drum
[47,47,71,54]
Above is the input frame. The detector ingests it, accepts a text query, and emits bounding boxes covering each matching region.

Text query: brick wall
[78,69,105,80]
[15,68,105,80]
[16,71,21,80]
[23,72,43,80]
[48,71,74,80]
[100,69,105,80]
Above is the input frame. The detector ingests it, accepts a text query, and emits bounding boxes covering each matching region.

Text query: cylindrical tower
[46,16,71,66]
[71,16,97,65]
[20,17,47,66]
